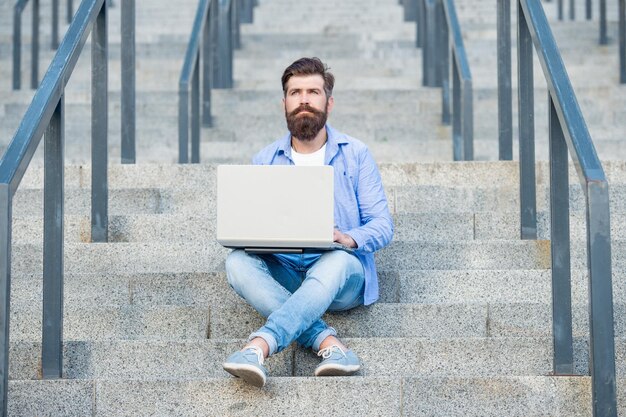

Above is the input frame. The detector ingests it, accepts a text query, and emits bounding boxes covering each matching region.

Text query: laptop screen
[216,165,335,249]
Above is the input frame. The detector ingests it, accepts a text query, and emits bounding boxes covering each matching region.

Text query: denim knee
[224,249,256,293]
[312,250,363,288]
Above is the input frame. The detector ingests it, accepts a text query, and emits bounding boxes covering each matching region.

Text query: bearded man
[222,57,394,387]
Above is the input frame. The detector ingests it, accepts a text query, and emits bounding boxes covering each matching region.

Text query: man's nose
[299,92,310,104]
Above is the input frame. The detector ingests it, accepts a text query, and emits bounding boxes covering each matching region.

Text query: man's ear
[327,96,335,114]
[282,97,286,113]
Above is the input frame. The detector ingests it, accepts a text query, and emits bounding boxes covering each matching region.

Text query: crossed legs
[225,249,365,356]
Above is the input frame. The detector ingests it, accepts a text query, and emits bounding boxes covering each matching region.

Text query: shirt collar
[278,124,348,163]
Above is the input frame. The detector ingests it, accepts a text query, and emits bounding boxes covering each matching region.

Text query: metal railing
[598,0,607,44]
[121,0,136,163]
[0,0,109,415]
[417,0,473,160]
[618,0,626,84]
[556,0,626,84]
[557,0,592,20]
[500,0,617,415]
[13,0,40,89]
[179,0,254,163]
[12,0,73,90]
[13,0,137,162]
[440,0,473,160]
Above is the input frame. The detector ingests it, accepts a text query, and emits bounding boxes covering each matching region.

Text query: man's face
[283,74,334,141]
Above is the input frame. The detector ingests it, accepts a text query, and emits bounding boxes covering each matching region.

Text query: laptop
[216,165,351,253]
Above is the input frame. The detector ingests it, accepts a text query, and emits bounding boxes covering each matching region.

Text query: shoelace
[317,345,346,360]
[243,345,265,365]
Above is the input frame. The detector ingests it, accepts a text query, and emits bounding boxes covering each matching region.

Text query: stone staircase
[2,0,626,415]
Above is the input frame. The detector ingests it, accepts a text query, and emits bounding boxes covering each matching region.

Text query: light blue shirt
[252,124,394,305]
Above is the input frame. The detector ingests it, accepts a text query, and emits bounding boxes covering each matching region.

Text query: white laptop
[216,165,350,253]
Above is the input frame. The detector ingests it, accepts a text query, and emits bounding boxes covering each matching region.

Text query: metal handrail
[13,0,39,89]
[179,0,255,163]
[440,0,473,160]
[503,0,616,414]
[556,0,625,82]
[0,0,109,415]
[419,0,473,160]
[13,0,137,159]
[13,0,83,90]
[179,0,213,163]
[557,0,624,81]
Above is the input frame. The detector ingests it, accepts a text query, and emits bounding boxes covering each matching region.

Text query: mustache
[288,104,325,118]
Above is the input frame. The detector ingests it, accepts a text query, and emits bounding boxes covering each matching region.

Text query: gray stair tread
[10,376,626,417]
[9,337,558,380]
[14,161,626,190]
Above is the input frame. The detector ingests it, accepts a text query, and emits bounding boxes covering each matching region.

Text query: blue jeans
[225,249,365,356]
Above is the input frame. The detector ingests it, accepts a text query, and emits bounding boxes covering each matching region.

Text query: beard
[285,103,328,141]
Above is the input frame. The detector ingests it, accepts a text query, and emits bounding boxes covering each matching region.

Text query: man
[222,57,393,387]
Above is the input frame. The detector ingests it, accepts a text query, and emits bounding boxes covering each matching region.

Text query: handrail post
[231,0,241,50]
[32,0,40,89]
[517,1,537,239]
[121,0,136,164]
[92,0,108,242]
[586,182,617,417]
[569,0,575,20]
[618,0,626,84]
[423,0,441,87]
[404,0,418,21]
[240,0,253,23]
[68,0,74,23]
[416,0,425,48]
[42,95,65,379]
[462,76,473,160]
[548,94,573,375]
[191,57,201,164]
[586,0,591,19]
[497,0,513,160]
[214,0,234,88]
[440,2,450,126]
[203,1,213,127]
[52,0,60,49]
[12,6,21,90]
[452,61,462,160]
[179,88,190,164]
[600,0,607,44]
[0,185,11,417]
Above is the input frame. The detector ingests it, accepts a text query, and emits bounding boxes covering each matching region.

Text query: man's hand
[333,229,357,248]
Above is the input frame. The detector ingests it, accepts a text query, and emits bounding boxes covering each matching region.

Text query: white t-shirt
[291,144,326,166]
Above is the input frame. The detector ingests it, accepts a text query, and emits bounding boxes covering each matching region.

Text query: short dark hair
[281,57,335,98]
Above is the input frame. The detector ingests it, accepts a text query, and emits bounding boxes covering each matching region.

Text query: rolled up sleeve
[345,148,394,253]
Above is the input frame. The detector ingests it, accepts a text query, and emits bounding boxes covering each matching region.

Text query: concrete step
[9,375,626,416]
[12,266,626,308]
[11,179,626,223]
[12,187,213,216]
[389,183,626,214]
[9,239,559,274]
[8,337,559,380]
[11,304,209,342]
[12,208,626,244]
[13,161,626,190]
[12,159,626,189]
[8,377,401,416]
[209,301,626,340]
[9,259,626,337]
